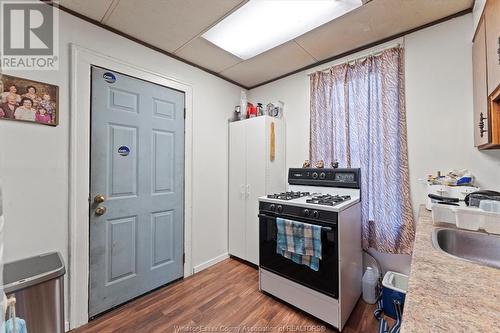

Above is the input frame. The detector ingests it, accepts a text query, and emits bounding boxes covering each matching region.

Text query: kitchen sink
[432,228,500,269]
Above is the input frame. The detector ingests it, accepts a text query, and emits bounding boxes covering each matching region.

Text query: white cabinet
[229,116,285,265]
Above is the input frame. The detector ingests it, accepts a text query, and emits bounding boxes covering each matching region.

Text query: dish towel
[276,217,322,271]
[1,317,28,333]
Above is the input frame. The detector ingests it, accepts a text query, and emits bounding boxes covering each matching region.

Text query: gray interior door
[89,66,185,317]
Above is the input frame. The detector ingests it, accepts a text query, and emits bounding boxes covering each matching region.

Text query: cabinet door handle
[246,184,250,198]
[479,112,487,138]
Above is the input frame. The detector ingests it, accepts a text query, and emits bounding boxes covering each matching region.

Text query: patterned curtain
[310,47,414,254]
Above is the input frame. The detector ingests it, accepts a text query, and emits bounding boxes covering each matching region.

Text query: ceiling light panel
[202,0,363,60]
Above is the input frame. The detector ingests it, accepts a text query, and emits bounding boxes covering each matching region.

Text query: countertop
[400,206,500,332]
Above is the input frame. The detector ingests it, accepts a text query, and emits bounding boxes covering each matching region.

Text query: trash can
[3,252,65,333]
[382,271,408,320]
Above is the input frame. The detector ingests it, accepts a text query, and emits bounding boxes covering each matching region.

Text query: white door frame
[69,44,193,329]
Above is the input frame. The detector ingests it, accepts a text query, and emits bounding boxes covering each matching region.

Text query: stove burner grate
[267,191,310,201]
[305,194,351,206]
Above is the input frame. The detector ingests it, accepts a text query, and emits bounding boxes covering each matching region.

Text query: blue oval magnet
[118,146,130,156]
[103,72,116,84]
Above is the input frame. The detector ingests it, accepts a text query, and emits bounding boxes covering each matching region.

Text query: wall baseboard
[193,253,229,273]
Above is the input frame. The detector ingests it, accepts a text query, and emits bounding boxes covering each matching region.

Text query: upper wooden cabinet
[473,0,500,149]
[485,0,500,95]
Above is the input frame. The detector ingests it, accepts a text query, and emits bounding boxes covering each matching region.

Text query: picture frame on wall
[0,74,59,126]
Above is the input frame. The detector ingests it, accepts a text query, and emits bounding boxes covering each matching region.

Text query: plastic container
[479,200,500,213]
[382,271,408,319]
[484,211,500,234]
[431,204,500,235]
[362,267,378,304]
[431,203,457,224]
[454,207,500,234]
[455,207,485,231]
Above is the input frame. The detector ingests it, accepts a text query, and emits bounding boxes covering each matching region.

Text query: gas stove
[258,168,362,330]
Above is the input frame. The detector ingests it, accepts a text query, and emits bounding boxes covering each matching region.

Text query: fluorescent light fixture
[202,0,362,60]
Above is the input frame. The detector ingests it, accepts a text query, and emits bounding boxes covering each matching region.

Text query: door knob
[95,206,107,216]
[94,194,105,204]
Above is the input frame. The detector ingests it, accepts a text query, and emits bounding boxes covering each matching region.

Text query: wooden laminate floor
[72,258,380,333]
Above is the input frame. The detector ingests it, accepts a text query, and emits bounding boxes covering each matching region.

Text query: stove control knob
[312,172,319,179]
[277,205,283,213]
[303,209,310,217]
[319,172,326,180]
[269,204,276,211]
[313,210,320,218]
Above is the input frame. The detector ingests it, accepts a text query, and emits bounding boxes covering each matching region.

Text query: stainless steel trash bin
[3,252,65,333]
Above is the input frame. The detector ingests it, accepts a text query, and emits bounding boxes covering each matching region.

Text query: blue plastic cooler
[382,271,408,319]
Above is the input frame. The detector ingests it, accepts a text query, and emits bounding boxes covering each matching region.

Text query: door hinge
[184,108,186,119]
[183,253,185,264]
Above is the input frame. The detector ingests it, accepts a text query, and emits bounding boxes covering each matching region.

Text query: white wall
[0,8,241,323]
[248,14,500,274]
[405,13,500,220]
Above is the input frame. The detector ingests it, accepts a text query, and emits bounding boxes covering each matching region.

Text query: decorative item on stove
[331,160,339,169]
[315,160,324,168]
[302,160,311,168]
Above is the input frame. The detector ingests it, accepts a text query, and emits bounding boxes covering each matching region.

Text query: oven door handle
[258,213,332,231]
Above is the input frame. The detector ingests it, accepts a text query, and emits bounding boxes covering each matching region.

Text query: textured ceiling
[58,0,474,88]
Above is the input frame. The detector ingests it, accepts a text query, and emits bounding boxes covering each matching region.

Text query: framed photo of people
[0,74,59,126]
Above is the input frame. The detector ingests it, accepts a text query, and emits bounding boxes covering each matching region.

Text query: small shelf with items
[231,90,284,122]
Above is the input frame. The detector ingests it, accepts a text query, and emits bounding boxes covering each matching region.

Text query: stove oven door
[259,213,339,298]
